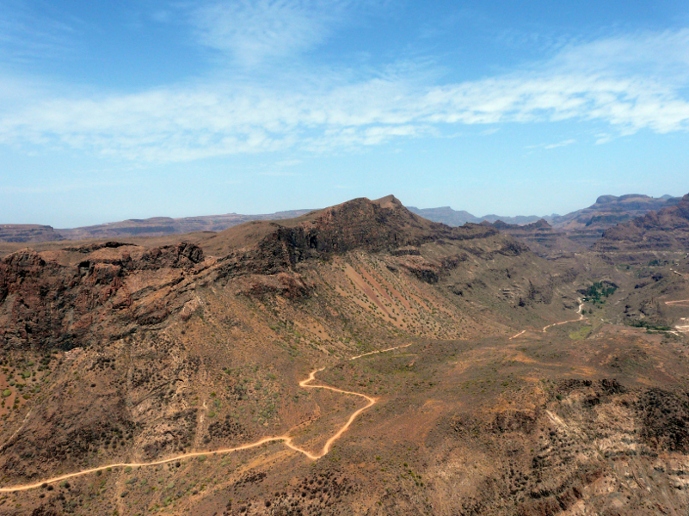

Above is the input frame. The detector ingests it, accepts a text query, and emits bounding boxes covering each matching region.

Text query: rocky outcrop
[218,196,500,276]
[0,243,205,351]
[594,193,689,252]
[0,225,63,243]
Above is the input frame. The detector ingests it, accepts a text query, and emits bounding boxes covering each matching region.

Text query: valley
[1,194,689,515]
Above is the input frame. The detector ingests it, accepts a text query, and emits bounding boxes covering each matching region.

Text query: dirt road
[0,345,407,493]
[0,302,594,493]
[509,301,586,339]
[542,301,585,333]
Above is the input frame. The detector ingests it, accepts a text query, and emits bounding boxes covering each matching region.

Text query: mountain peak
[371,194,402,208]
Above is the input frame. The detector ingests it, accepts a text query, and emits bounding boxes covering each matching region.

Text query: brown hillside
[3,195,689,515]
[594,193,689,253]
[0,225,63,243]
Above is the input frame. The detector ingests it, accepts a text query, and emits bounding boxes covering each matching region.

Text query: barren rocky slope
[0,226,62,244]
[594,193,689,255]
[1,195,689,515]
[551,194,679,231]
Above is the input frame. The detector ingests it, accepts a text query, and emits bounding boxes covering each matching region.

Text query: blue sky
[1,1,689,226]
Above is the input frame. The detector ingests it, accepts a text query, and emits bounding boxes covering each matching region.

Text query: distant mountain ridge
[409,194,680,230]
[549,194,680,230]
[56,209,315,241]
[407,206,542,226]
[0,224,63,243]
[594,193,689,253]
[0,193,681,244]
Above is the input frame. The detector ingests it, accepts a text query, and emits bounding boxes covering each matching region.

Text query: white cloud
[1,27,689,161]
[527,138,577,150]
[544,139,576,149]
[190,0,360,66]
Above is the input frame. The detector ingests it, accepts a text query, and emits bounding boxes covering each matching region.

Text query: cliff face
[6,195,689,516]
[0,242,205,351]
[0,225,63,243]
[594,193,689,252]
[551,194,680,231]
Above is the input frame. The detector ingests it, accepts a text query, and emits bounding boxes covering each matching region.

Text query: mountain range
[1,193,689,515]
[0,194,679,247]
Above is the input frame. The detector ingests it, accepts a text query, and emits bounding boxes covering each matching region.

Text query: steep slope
[594,193,689,254]
[0,196,566,355]
[6,195,689,515]
[0,225,63,243]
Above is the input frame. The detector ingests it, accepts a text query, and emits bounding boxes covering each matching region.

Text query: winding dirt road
[0,345,410,493]
[349,343,412,361]
[0,297,594,493]
[509,300,586,340]
[542,301,585,333]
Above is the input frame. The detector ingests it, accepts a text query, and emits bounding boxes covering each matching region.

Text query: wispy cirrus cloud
[0,0,78,64]
[544,139,576,149]
[1,26,689,162]
[527,138,577,150]
[190,0,367,66]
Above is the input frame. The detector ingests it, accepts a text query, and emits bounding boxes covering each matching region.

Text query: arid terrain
[1,194,689,515]
[1,194,677,249]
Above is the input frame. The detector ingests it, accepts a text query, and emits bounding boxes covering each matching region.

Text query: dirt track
[509,301,585,340]
[1,316,589,493]
[0,345,411,493]
[542,301,585,333]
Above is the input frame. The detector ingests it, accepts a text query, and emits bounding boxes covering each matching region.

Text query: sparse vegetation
[582,281,617,305]
[2,195,689,514]
[627,319,672,331]
[569,326,593,340]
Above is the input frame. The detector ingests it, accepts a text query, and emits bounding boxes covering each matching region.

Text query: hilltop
[550,194,680,231]
[1,194,689,515]
[1,193,680,249]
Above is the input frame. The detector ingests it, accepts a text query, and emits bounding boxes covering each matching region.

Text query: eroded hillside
[1,195,689,515]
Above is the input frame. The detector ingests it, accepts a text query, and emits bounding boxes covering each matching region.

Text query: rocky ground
[0,195,688,515]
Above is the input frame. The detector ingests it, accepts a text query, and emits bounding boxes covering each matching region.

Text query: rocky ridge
[0,225,63,243]
[594,193,689,253]
[2,194,689,515]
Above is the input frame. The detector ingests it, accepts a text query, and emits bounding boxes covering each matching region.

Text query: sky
[1,1,689,227]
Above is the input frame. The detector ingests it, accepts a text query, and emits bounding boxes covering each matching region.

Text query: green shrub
[627,320,672,331]
[582,281,617,305]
